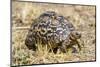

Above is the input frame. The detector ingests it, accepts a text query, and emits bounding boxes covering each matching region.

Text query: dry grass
[12,1,96,66]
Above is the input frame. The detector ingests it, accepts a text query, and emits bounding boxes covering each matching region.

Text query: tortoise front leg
[75,39,81,51]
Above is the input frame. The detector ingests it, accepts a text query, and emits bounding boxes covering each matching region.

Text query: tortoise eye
[76,32,79,35]
[75,32,81,38]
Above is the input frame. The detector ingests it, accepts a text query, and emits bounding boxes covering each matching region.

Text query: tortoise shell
[25,11,81,53]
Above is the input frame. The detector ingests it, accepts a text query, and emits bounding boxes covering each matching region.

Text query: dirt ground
[11,1,96,66]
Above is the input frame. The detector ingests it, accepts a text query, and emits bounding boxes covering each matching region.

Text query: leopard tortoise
[25,11,81,53]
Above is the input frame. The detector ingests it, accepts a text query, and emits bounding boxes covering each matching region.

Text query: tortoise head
[70,31,81,40]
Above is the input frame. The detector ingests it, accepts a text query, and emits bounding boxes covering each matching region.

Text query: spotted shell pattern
[25,11,81,52]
